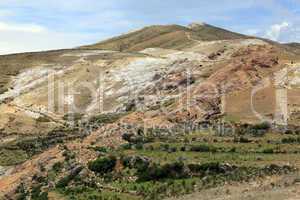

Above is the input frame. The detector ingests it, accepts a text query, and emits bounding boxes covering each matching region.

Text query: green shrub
[262,148,275,154]
[119,143,132,150]
[135,143,144,150]
[285,130,294,135]
[52,162,63,173]
[282,137,295,144]
[121,155,150,170]
[253,122,271,130]
[122,133,154,144]
[122,133,134,142]
[168,147,177,153]
[180,146,187,151]
[229,147,236,153]
[56,176,71,188]
[16,183,28,200]
[233,137,251,143]
[88,156,117,174]
[62,150,75,161]
[31,185,48,200]
[89,113,124,125]
[63,113,83,121]
[160,144,170,151]
[137,162,188,181]
[93,146,109,153]
[145,145,154,151]
[36,116,51,123]
[187,163,203,173]
[56,166,83,188]
[189,144,217,152]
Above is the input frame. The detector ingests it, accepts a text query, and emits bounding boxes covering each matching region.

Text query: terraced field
[38,125,300,200]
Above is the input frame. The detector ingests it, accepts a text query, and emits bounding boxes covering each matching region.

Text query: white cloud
[0,20,110,55]
[265,21,290,41]
[0,21,46,33]
[0,27,109,55]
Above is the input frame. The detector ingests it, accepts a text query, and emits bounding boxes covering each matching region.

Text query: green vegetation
[88,156,117,174]
[282,136,300,144]
[58,186,141,200]
[88,113,127,125]
[16,127,300,200]
[0,126,83,166]
[56,166,83,188]
[0,149,28,166]
[50,129,298,200]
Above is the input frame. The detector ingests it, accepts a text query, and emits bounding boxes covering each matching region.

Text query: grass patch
[0,149,28,166]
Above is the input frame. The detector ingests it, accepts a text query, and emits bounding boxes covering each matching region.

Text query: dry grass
[80,24,247,52]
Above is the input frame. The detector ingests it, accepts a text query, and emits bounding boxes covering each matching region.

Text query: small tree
[88,156,117,174]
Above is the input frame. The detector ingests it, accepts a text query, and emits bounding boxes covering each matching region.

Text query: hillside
[285,42,300,49]
[0,23,300,200]
[285,42,300,54]
[80,23,248,51]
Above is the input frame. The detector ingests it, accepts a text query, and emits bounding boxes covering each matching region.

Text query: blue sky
[0,0,299,54]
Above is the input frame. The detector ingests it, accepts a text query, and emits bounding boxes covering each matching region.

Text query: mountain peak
[80,23,248,52]
[188,22,207,29]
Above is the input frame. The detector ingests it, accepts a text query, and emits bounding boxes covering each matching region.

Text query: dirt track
[167,174,300,200]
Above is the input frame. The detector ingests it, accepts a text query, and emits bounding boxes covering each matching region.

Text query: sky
[0,0,299,54]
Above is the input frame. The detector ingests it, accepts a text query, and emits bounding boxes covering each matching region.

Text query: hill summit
[80,23,247,51]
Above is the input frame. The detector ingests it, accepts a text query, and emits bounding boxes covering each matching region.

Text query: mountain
[0,23,300,199]
[80,23,248,51]
[285,42,300,54]
[285,42,300,48]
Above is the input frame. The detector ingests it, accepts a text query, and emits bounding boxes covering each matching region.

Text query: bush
[93,146,108,153]
[281,137,300,144]
[122,133,134,142]
[36,116,51,123]
[89,113,124,125]
[122,133,154,144]
[160,144,170,151]
[52,162,63,173]
[135,143,144,150]
[137,162,188,181]
[56,166,83,188]
[168,147,177,153]
[119,143,132,150]
[187,163,203,173]
[262,148,275,154]
[162,162,188,179]
[145,145,154,151]
[63,113,83,121]
[285,130,294,135]
[253,122,271,130]
[233,137,252,143]
[137,163,165,181]
[88,156,117,174]
[121,155,151,170]
[180,146,187,151]
[190,144,217,152]
[62,150,75,161]
[31,184,48,200]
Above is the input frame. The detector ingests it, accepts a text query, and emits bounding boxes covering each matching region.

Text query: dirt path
[167,174,300,200]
